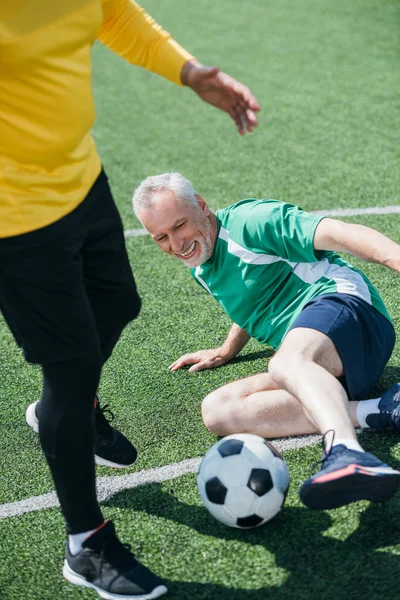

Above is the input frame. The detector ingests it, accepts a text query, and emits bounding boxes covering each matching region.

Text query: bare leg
[268,328,357,440]
[202,370,360,438]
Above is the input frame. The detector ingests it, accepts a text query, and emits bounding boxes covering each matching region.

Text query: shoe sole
[301,465,400,509]
[26,401,39,433]
[26,402,137,470]
[63,561,167,599]
[94,456,137,469]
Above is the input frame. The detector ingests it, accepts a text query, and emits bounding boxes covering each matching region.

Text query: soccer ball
[197,433,290,528]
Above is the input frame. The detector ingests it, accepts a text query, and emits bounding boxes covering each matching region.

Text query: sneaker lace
[379,403,400,429]
[392,390,400,403]
[94,400,115,437]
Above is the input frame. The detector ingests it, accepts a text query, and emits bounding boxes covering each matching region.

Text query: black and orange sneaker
[26,397,137,469]
[300,435,400,510]
[365,383,400,432]
[63,521,167,599]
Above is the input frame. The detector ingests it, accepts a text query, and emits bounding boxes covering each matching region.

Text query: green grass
[1,439,400,599]
[1,0,400,598]
[93,0,400,223]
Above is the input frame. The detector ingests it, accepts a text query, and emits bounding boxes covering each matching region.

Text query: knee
[114,285,142,327]
[268,354,282,384]
[117,288,141,327]
[42,352,103,411]
[201,390,228,436]
[268,352,296,387]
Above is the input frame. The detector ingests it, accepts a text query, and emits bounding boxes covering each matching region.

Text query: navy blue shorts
[288,293,395,400]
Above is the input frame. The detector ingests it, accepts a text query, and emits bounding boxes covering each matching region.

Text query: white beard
[179,221,214,267]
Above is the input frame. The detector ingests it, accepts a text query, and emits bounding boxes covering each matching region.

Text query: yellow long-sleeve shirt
[0,0,193,237]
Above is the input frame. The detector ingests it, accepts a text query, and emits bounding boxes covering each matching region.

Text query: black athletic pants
[0,171,141,533]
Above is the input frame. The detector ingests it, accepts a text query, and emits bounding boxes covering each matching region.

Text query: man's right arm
[314,217,400,273]
[98,0,193,85]
[168,323,250,373]
[98,0,260,134]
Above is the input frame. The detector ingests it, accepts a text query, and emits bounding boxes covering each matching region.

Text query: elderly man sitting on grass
[132,172,400,511]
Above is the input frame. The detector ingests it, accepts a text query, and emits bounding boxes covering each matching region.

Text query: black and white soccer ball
[197,433,290,528]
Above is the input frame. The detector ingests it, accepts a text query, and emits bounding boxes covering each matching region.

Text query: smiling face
[139,190,217,268]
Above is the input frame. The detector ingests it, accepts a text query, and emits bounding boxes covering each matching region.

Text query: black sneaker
[63,521,167,599]
[93,398,137,468]
[25,397,137,469]
[300,432,400,510]
[365,383,400,432]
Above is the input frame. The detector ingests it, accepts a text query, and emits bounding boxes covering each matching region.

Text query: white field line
[0,434,320,519]
[124,205,400,238]
[125,227,148,237]
[2,201,398,520]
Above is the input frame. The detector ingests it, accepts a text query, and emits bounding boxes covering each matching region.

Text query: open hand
[168,348,232,373]
[181,61,260,135]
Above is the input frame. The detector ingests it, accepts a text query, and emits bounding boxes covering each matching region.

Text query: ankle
[356,398,380,428]
[333,438,364,453]
[68,522,106,555]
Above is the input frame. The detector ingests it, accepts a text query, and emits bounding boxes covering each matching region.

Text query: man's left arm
[98,0,260,134]
[314,218,400,274]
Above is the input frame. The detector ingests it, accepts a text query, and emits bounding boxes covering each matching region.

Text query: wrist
[219,342,239,360]
[180,59,202,86]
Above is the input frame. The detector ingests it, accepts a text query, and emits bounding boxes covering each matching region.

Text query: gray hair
[132,172,198,221]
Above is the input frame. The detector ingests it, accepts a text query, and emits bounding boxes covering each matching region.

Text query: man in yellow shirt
[0,1,260,598]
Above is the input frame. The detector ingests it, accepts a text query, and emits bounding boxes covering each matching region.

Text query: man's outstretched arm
[98,0,260,134]
[168,323,250,372]
[180,61,260,135]
[314,218,400,273]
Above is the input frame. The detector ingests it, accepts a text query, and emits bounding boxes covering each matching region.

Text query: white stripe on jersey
[194,270,212,294]
[216,227,372,305]
[219,227,282,265]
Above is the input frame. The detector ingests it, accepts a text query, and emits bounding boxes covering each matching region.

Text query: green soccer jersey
[192,199,391,349]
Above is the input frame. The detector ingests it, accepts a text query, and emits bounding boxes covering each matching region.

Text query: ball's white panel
[241,440,274,470]
[224,485,257,518]
[273,458,290,493]
[198,449,222,482]
[197,474,207,504]
[256,487,284,522]
[216,454,252,488]
[204,502,237,527]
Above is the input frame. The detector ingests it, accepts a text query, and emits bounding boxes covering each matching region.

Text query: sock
[68,527,99,555]
[356,398,380,428]
[333,438,364,453]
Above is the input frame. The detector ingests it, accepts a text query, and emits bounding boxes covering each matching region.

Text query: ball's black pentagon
[218,438,244,457]
[237,514,264,528]
[205,477,228,504]
[264,440,283,459]
[247,468,273,496]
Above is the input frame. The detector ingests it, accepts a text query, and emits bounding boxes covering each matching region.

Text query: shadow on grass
[104,473,400,600]
[374,365,400,394]
[229,348,274,365]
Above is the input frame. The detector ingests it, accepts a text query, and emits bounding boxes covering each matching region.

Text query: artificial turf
[1,0,400,598]
[1,437,400,600]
